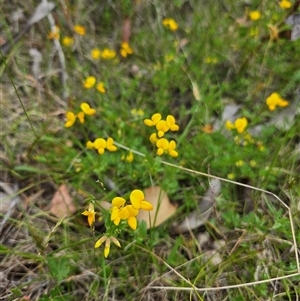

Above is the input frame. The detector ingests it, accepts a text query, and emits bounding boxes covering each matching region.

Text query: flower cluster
[91,48,116,60]
[65,102,96,127]
[225,117,248,134]
[88,190,153,258]
[162,18,179,31]
[266,92,289,111]
[110,190,153,230]
[86,137,117,155]
[83,76,106,93]
[144,113,179,157]
[120,42,133,58]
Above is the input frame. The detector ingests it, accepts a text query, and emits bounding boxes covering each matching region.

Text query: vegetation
[1,0,299,300]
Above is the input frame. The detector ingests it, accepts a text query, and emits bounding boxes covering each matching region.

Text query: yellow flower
[110,190,153,230]
[226,118,248,133]
[144,113,162,126]
[101,48,116,60]
[120,42,133,58]
[83,76,96,89]
[94,138,107,155]
[225,120,235,130]
[228,173,235,180]
[156,138,170,156]
[91,48,101,59]
[47,26,60,40]
[279,0,292,9]
[82,203,96,227]
[249,11,261,21]
[62,36,74,47]
[77,111,85,124]
[166,115,179,131]
[111,197,131,226]
[126,205,139,230]
[130,190,153,211]
[106,137,117,152]
[80,102,96,115]
[74,25,86,35]
[266,92,289,111]
[122,151,134,163]
[86,141,94,149]
[65,111,76,127]
[96,82,106,94]
[250,160,257,167]
[162,18,179,31]
[150,132,158,144]
[156,120,169,137]
[234,118,248,134]
[168,140,178,157]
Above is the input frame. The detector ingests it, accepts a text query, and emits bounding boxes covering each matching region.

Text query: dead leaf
[122,18,131,43]
[137,186,177,228]
[49,184,76,218]
[171,179,221,234]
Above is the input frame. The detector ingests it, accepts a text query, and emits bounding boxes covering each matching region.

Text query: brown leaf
[122,17,131,43]
[49,184,76,218]
[137,186,177,228]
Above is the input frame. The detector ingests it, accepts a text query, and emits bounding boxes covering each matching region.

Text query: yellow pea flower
[83,76,96,89]
[101,48,116,60]
[162,18,179,31]
[80,102,96,115]
[65,111,76,127]
[130,190,153,211]
[249,11,261,21]
[91,48,101,59]
[82,203,96,227]
[234,118,248,134]
[96,82,106,94]
[74,25,86,35]
[120,42,133,58]
[279,0,292,9]
[62,36,74,47]
[106,137,117,152]
[77,111,85,124]
[144,113,162,126]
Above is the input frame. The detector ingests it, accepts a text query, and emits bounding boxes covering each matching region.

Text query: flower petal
[127,216,137,230]
[112,197,126,208]
[95,235,107,248]
[140,200,153,211]
[130,189,144,209]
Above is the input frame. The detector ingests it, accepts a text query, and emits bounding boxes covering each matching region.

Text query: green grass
[1,0,300,300]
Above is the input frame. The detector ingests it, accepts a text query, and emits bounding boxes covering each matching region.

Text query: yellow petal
[95,235,107,248]
[112,197,126,208]
[140,200,153,211]
[130,190,144,209]
[104,238,110,258]
[127,216,137,230]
